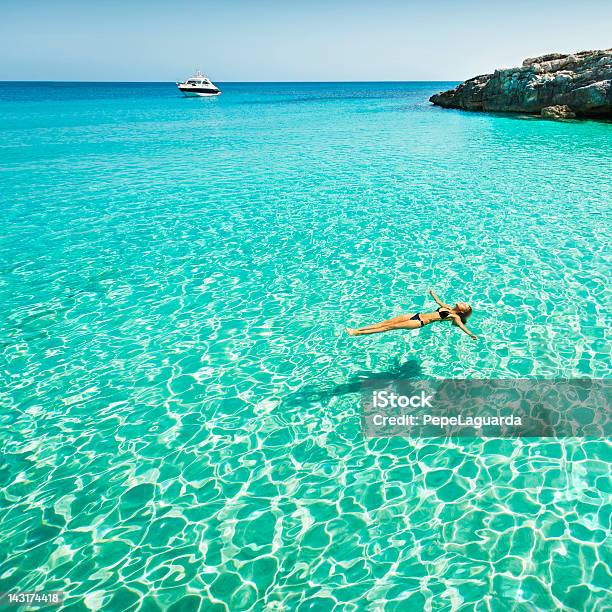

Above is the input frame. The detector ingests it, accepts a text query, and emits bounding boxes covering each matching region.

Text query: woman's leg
[347,314,421,336]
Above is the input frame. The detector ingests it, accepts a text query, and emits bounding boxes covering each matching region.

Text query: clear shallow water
[0,82,611,611]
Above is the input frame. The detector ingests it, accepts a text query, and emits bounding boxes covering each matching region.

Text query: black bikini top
[437,307,451,319]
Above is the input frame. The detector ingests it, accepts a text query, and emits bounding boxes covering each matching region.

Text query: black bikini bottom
[410,313,425,327]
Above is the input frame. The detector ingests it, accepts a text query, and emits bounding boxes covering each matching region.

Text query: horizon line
[0,79,460,84]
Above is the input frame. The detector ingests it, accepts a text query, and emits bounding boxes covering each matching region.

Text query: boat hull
[178,86,221,97]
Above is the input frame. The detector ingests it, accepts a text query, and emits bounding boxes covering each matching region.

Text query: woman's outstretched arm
[450,314,478,340]
[429,289,451,309]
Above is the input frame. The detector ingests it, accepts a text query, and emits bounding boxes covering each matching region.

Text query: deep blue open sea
[1,82,611,611]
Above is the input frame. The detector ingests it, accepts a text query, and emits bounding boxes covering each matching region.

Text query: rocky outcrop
[430,49,612,119]
[541,105,576,120]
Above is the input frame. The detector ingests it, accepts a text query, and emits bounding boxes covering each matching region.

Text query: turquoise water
[1,82,611,610]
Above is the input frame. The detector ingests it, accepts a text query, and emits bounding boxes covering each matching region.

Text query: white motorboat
[177,71,221,97]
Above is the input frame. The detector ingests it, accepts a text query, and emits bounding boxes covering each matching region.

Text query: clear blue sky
[2,0,611,81]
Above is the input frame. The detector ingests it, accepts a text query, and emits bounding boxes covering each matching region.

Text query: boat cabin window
[185,78,212,87]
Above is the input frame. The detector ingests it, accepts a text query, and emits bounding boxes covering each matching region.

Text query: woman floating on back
[347,289,478,340]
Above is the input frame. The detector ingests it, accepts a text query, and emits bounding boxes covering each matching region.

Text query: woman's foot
[346,328,358,336]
